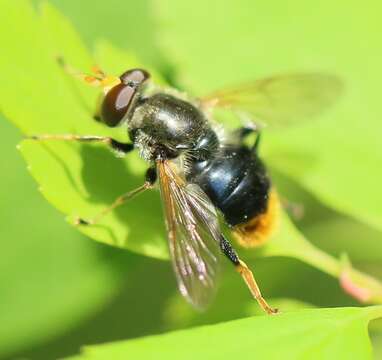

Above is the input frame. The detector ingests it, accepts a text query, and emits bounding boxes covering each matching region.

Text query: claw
[25,135,38,140]
[74,217,90,226]
[269,307,279,315]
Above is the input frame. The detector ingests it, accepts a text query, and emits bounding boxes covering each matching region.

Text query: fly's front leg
[76,167,157,226]
[220,235,278,315]
[27,134,134,155]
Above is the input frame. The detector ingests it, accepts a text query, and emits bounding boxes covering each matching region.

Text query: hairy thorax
[128,93,213,161]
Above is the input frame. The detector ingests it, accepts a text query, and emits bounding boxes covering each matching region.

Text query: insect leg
[220,235,278,315]
[233,126,256,141]
[27,134,134,155]
[76,167,156,226]
[251,132,261,153]
[232,127,262,154]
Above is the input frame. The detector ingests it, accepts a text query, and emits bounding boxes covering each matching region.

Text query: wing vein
[157,160,221,308]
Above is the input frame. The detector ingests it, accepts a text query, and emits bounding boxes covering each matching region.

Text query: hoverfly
[30,62,341,314]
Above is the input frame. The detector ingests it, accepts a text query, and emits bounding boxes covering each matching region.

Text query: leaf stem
[262,213,382,304]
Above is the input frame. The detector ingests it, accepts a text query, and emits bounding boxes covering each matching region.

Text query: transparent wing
[201,73,343,128]
[157,160,221,309]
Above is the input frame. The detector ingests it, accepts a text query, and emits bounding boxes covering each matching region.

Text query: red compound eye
[100,83,136,127]
[120,68,150,86]
[98,69,150,127]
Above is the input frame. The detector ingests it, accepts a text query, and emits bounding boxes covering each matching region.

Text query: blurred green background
[1,0,382,359]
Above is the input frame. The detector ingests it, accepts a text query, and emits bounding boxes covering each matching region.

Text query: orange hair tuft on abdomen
[232,189,280,248]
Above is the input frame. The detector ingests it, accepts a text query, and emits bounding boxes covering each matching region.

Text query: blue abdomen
[187,145,270,226]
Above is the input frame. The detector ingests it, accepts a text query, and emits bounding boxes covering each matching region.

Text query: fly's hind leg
[76,167,157,226]
[220,235,278,315]
[231,126,261,154]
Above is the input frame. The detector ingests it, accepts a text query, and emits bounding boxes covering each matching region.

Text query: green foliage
[73,307,382,360]
[2,0,381,299]
[1,0,382,358]
[47,0,168,72]
[0,0,159,357]
[0,118,139,358]
[156,0,382,232]
[0,0,168,258]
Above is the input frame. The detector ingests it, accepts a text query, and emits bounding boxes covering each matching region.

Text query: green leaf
[70,307,382,360]
[2,0,382,305]
[155,0,382,232]
[46,0,168,72]
[271,170,382,264]
[257,212,382,304]
[152,0,382,306]
[0,117,137,358]
[372,330,382,360]
[0,0,168,259]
